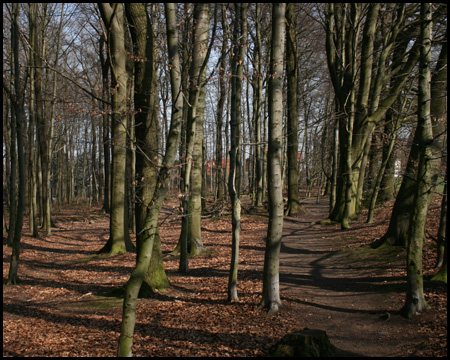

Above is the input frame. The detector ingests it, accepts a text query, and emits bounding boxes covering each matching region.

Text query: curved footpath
[279,197,425,357]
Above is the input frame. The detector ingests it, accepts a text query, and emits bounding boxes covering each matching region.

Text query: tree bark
[252,4,264,207]
[28,3,39,238]
[373,12,446,248]
[401,3,433,318]
[99,35,111,213]
[125,3,169,293]
[98,3,134,255]
[5,3,27,285]
[118,4,184,355]
[285,3,300,215]
[35,5,53,236]
[215,5,228,202]
[431,172,447,282]
[176,4,212,264]
[227,3,246,302]
[326,4,421,225]
[259,3,286,313]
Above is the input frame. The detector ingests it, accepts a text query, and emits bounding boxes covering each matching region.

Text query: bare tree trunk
[5,3,27,284]
[176,4,213,264]
[367,118,399,223]
[125,2,169,293]
[6,70,17,247]
[431,172,447,282]
[98,3,134,255]
[28,4,39,237]
[253,4,263,207]
[118,4,184,355]
[401,3,433,318]
[373,11,446,248]
[259,3,286,313]
[227,3,246,302]
[215,5,228,202]
[285,3,300,215]
[99,35,111,213]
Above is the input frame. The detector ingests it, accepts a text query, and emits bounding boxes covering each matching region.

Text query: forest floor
[3,193,447,357]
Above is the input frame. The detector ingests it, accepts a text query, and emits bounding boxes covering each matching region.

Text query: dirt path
[278,197,435,357]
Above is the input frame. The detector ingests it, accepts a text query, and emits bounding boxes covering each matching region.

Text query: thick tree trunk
[6,3,26,285]
[260,3,285,313]
[118,4,183,355]
[125,3,169,293]
[98,3,134,255]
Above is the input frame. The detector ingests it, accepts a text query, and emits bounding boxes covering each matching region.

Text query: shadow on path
[277,197,412,357]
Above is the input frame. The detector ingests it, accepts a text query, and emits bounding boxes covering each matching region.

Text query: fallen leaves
[3,195,447,357]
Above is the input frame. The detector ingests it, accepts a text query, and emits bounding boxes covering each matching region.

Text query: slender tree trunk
[177,4,212,262]
[227,3,246,302]
[431,172,447,282]
[99,35,111,213]
[215,5,228,202]
[378,107,398,203]
[253,3,263,207]
[35,5,52,236]
[28,3,39,238]
[6,76,17,247]
[285,3,300,215]
[259,3,286,313]
[330,113,338,213]
[401,3,433,318]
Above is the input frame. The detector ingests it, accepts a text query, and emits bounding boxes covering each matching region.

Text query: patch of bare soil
[3,195,447,357]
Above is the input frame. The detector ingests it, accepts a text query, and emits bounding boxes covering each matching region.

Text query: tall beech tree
[28,3,39,238]
[285,3,300,215]
[125,3,169,293]
[259,3,286,313]
[34,4,53,235]
[401,3,433,318]
[98,3,134,255]
[227,3,247,302]
[214,4,228,202]
[175,4,213,268]
[4,3,27,284]
[251,3,264,208]
[118,3,183,355]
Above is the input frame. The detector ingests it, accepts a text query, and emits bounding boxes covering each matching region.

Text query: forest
[3,3,447,357]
